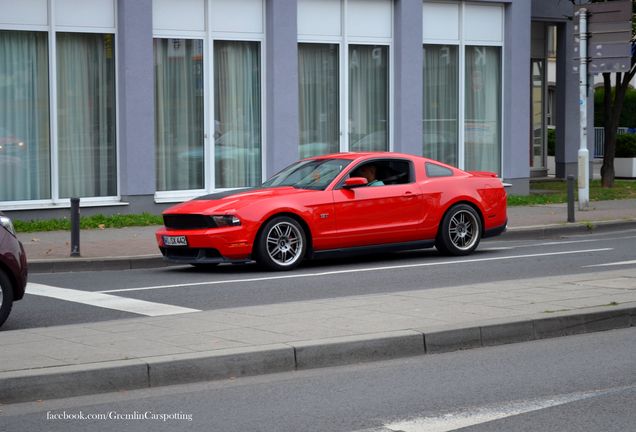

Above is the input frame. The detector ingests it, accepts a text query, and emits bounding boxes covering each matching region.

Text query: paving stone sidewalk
[1,269,635,403]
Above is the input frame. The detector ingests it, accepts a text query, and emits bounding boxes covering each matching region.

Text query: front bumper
[156,226,253,264]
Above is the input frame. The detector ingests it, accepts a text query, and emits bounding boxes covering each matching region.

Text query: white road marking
[100,248,613,294]
[583,259,636,268]
[27,283,200,316]
[383,390,603,432]
[486,234,636,250]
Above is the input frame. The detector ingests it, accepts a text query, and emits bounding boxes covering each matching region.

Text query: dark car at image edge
[0,212,28,328]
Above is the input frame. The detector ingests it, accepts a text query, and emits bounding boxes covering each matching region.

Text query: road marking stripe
[383,390,603,432]
[27,283,200,316]
[100,248,613,294]
[583,259,636,268]
[486,234,636,249]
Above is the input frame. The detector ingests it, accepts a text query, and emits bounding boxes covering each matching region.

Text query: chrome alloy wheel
[448,209,479,251]
[265,221,304,267]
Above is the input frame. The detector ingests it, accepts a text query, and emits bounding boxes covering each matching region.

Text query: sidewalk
[2,200,636,404]
[1,269,635,404]
[16,199,636,272]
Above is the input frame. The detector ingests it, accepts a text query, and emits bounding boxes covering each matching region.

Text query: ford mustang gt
[156,152,507,271]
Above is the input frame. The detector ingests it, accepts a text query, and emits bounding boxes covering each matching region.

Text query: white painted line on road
[100,248,613,294]
[383,390,603,432]
[583,259,636,268]
[486,235,636,250]
[27,283,201,316]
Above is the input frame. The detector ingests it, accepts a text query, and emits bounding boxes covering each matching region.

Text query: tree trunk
[601,67,635,188]
[601,73,615,187]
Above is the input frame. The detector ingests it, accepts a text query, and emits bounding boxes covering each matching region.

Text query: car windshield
[262,158,353,190]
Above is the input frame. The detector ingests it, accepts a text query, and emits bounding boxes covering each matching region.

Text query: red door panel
[331,184,423,248]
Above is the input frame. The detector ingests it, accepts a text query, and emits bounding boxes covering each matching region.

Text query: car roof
[305,151,421,161]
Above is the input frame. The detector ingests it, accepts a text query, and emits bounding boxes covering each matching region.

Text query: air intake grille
[163,214,216,230]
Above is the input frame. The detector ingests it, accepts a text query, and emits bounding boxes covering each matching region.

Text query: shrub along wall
[594,87,636,128]
[616,133,636,158]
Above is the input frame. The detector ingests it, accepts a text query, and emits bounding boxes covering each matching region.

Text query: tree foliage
[587,0,636,187]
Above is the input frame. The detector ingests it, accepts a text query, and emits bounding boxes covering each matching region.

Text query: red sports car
[156,152,507,271]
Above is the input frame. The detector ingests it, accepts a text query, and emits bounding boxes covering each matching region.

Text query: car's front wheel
[255,216,307,271]
[0,269,14,328]
[436,204,482,256]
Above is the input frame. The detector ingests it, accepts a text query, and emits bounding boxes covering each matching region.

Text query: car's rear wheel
[256,216,306,271]
[436,204,482,256]
[0,269,14,328]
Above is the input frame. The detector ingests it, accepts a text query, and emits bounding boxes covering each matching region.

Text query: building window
[0,0,118,206]
[298,43,340,159]
[214,40,262,188]
[423,44,458,166]
[154,38,204,192]
[297,0,393,157]
[422,2,503,175]
[464,46,501,174]
[349,45,389,152]
[0,30,50,202]
[57,33,117,198]
[153,0,264,197]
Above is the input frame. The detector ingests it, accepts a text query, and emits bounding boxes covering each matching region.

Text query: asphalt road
[3,327,634,431]
[5,228,636,330]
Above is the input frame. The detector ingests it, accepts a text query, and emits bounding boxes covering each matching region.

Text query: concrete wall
[265,0,299,176]
[503,0,531,194]
[117,0,156,199]
[394,0,423,156]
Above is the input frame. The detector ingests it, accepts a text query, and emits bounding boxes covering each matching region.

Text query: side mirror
[343,177,368,189]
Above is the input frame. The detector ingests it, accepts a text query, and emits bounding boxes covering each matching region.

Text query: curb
[504,219,636,240]
[2,306,634,404]
[28,256,174,274]
[27,219,636,273]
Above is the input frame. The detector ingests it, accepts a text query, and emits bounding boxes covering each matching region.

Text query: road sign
[574,0,633,74]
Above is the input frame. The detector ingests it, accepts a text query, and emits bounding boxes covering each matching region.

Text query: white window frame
[423,1,505,175]
[0,0,120,210]
[154,0,266,203]
[298,0,394,155]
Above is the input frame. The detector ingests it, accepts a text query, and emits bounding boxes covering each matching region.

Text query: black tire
[0,269,14,328]
[436,204,482,256]
[255,216,307,271]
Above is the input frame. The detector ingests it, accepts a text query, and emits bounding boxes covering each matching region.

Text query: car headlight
[211,215,241,227]
[0,215,17,236]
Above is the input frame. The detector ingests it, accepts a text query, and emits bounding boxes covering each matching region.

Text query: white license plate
[163,235,188,247]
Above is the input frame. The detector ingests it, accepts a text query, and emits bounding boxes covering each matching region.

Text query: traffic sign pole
[578,7,590,210]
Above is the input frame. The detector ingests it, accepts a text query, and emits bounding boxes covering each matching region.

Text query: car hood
[164,186,314,214]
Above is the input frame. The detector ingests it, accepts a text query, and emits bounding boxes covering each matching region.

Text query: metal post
[567,175,575,223]
[578,8,590,210]
[70,197,80,257]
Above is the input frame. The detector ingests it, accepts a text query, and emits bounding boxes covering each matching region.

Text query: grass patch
[14,213,163,233]
[508,179,636,207]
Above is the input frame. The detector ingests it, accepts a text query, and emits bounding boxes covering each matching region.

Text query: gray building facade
[0,0,588,219]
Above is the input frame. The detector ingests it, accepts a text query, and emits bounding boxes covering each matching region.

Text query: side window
[426,162,454,178]
[347,159,413,186]
[381,160,412,184]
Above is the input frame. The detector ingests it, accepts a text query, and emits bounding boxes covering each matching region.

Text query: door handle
[403,191,415,198]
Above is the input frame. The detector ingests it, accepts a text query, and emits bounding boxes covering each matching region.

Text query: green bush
[616,133,636,158]
[595,87,636,128]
